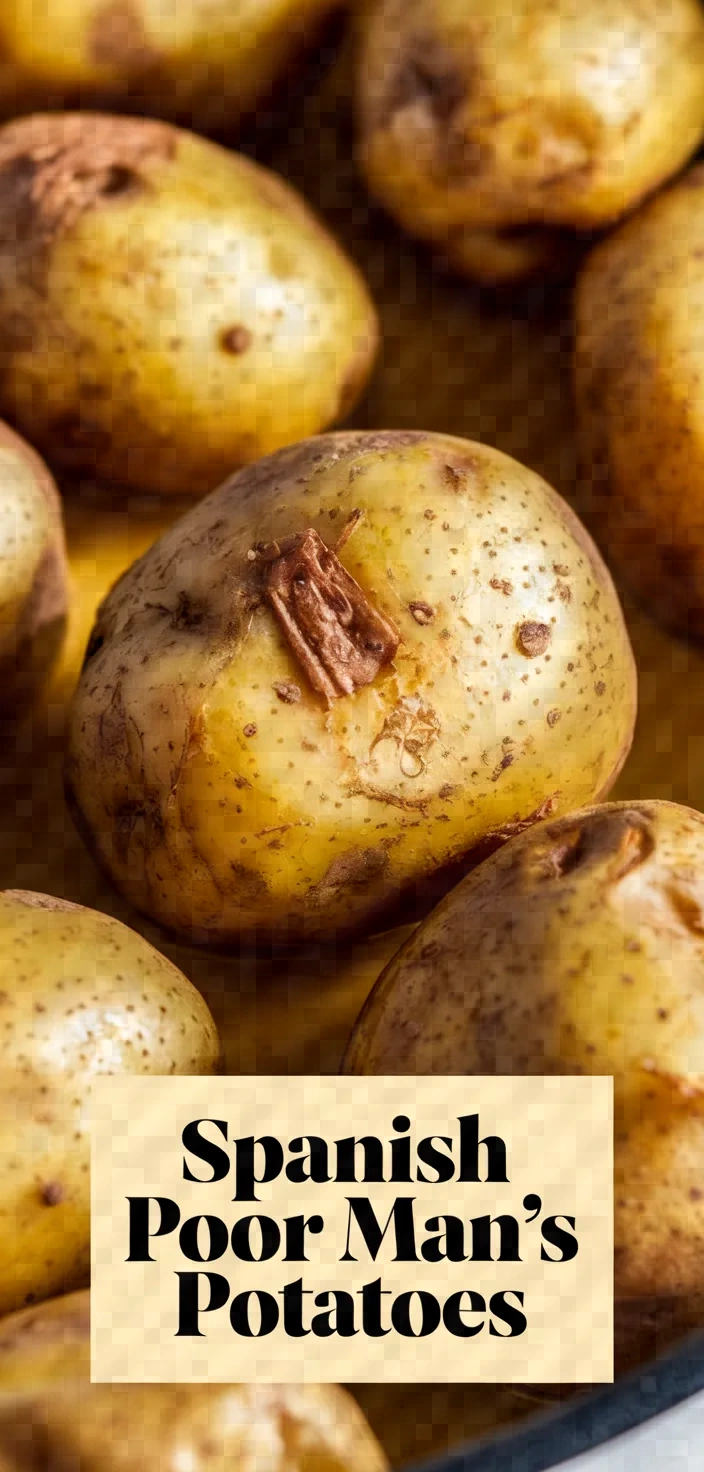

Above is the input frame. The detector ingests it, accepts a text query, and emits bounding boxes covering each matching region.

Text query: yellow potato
[0,421,67,712]
[66,430,637,946]
[0,0,340,133]
[0,113,378,496]
[356,0,704,282]
[0,1291,388,1471]
[0,889,221,1316]
[575,162,704,641]
[343,800,704,1305]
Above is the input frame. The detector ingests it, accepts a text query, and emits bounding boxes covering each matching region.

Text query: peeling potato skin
[0,890,221,1317]
[343,799,704,1303]
[66,429,636,947]
[575,163,704,642]
[0,0,340,134]
[0,422,67,714]
[0,113,378,497]
[356,0,704,284]
[0,1292,389,1472]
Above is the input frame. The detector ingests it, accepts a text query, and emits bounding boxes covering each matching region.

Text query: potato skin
[0,0,340,134]
[343,799,704,1303]
[0,113,378,496]
[356,0,704,283]
[0,1291,388,1472]
[66,430,636,946]
[575,164,704,641]
[0,889,221,1317]
[0,421,67,712]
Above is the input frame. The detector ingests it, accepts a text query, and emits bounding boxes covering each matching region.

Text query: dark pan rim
[406,1329,704,1471]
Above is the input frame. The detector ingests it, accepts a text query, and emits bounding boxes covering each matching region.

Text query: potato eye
[99,165,140,198]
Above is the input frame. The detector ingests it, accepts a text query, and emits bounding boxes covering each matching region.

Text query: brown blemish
[40,1182,65,1207]
[0,113,173,247]
[243,724,257,737]
[547,709,561,726]
[541,809,655,883]
[516,621,551,657]
[382,34,466,132]
[490,577,513,595]
[259,527,399,706]
[273,681,301,704]
[90,0,159,67]
[308,846,389,903]
[220,325,252,356]
[667,885,704,936]
[409,600,435,625]
[490,752,514,781]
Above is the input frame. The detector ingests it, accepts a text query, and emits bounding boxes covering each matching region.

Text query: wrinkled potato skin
[357,0,704,282]
[0,890,221,1316]
[66,430,636,946]
[344,800,704,1303]
[0,114,378,497]
[0,422,67,712]
[0,0,339,133]
[575,164,704,641]
[0,1292,388,1472]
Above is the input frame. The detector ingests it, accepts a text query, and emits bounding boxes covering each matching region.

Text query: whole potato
[356,0,704,283]
[0,1291,388,1471]
[343,800,704,1307]
[66,430,636,946]
[0,0,339,134]
[0,889,221,1317]
[0,113,378,497]
[0,421,67,712]
[575,163,704,641]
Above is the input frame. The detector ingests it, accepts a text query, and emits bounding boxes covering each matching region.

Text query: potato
[0,888,220,1317]
[356,0,704,283]
[0,113,378,497]
[343,799,704,1307]
[0,421,67,713]
[574,163,704,641]
[0,1291,388,1471]
[66,429,637,946]
[0,0,339,135]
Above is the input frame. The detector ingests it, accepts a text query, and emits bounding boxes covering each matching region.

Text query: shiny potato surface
[66,429,636,945]
[0,889,220,1316]
[344,799,704,1303]
[0,113,378,496]
[356,0,704,282]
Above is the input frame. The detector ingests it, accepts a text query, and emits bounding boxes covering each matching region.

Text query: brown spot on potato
[0,115,175,315]
[243,724,257,737]
[90,0,158,68]
[667,885,704,935]
[547,709,561,726]
[309,846,389,903]
[409,600,435,624]
[516,621,551,657]
[542,809,655,883]
[40,1182,65,1207]
[220,325,252,356]
[383,34,466,131]
[490,577,513,595]
[273,681,301,704]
